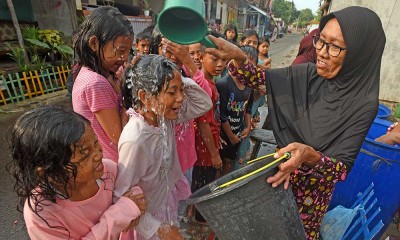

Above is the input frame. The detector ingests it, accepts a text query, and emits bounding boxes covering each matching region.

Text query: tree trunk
[6,0,29,65]
[67,0,78,31]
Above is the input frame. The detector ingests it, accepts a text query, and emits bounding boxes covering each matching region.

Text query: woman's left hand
[205,35,246,64]
[266,142,320,190]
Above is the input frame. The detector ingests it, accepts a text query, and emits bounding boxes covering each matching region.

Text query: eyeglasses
[312,35,346,57]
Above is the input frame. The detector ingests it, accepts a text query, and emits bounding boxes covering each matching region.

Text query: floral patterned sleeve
[227,59,266,89]
[295,152,348,183]
[291,152,349,239]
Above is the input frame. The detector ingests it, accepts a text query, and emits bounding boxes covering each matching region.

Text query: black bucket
[187,156,306,240]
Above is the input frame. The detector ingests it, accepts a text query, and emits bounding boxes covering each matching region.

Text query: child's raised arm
[177,77,212,124]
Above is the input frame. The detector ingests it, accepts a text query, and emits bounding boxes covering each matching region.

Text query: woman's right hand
[205,35,247,64]
[157,225,183,240]
[266,142,320,189]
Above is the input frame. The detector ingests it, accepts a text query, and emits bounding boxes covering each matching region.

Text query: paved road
[0,33,302,240]
[254,32,302,157]
[269,32,302,68]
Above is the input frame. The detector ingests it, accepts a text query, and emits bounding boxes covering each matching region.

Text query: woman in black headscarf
[205,6,386,239]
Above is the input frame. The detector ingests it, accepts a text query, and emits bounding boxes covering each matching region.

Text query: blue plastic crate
[329,119,400,239]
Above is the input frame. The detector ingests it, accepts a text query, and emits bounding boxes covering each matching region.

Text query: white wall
[330,0,400,102]
[221,2,228,25]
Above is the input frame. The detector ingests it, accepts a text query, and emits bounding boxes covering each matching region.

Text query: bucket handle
[212,152,291,192]
[246,153,275,164]
[359,148,400,171]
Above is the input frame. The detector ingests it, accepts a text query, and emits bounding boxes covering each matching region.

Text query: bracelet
[387,122,398,133]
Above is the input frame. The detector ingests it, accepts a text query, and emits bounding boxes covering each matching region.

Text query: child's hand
[123,188,147,215]
[251,121,258,130]
[161,38,190,63]
[263,57,272,69]
[157,225,183,240]
[241,127,251,138]
[252,115,261,123]
[211,154,223,169]
[130,53,142,65]
[218,136,227,149]
[229,134,241,145]
[122,218,140,233]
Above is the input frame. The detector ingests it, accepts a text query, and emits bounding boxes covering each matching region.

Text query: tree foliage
[272,0,294,23]
[272,0,315,24]
[300,8,314,22]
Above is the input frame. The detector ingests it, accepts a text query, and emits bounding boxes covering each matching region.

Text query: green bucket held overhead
[157,0,217,48]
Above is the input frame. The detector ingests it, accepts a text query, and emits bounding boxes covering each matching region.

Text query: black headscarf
[266,6,386,169]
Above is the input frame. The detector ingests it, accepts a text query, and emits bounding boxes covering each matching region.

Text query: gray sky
[292,0,320,14]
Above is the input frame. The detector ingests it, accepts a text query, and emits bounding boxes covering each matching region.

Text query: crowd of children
[8,6,272,240]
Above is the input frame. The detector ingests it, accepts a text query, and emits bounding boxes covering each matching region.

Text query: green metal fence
[0,65,70,105]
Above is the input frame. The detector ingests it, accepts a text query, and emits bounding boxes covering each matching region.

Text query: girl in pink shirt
[9,106,146,239]
[72,6,134,162]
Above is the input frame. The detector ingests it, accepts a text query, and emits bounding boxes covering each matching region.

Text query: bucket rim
[157,6,207,45]
[187,158,280,205]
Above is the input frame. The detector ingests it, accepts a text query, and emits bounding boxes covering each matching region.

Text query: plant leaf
[55,45,74,55]
[25,39,50,49]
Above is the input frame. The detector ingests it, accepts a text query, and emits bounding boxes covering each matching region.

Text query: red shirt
[194,80,221,166]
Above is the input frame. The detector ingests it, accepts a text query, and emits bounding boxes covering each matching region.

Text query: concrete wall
[330,0,400,102]
[31,0,76,36]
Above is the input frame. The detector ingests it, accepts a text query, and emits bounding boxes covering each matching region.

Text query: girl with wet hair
[9,106,146,239]
[115,55,212,239]
[72,6,134,162]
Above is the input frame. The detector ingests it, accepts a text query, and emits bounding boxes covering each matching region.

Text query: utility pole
[6,0,29,65]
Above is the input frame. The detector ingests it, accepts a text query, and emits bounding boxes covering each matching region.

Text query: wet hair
[136,30,153,44]
[240,45,258,64]
[223,23,238,43]
[121,54,179,109]
[150,25,163,55]
[8,106,89,230]
[259,36,270,46]
[241,29,259,43]
[74,6,134,76]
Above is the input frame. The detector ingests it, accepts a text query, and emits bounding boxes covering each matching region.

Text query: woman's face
[226,30,236,40]
[316,18,346,79]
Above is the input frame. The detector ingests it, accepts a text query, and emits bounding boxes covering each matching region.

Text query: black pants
[191,165,217,222]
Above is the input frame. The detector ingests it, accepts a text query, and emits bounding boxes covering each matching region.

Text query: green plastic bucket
[157,0,216,48]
